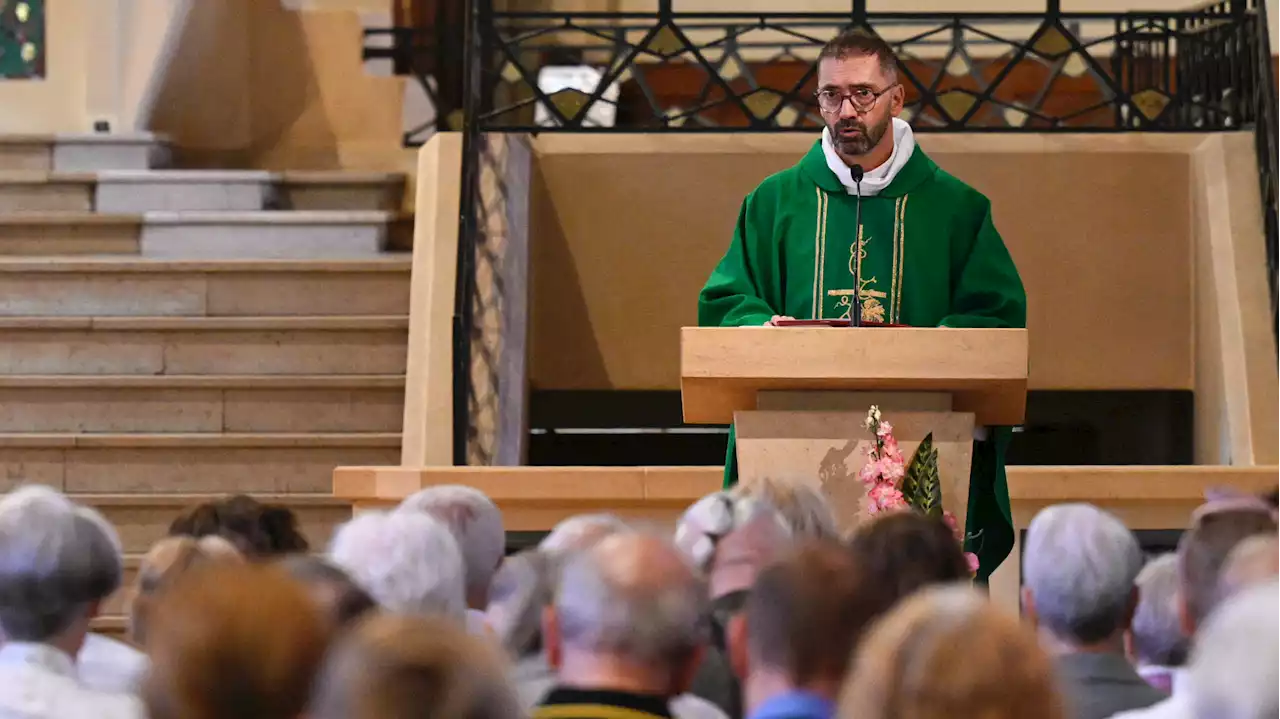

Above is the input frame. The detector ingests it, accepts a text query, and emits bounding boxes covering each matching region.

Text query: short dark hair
[818,28,899,80]
[847,511,970,610]
[746,541,878,683]
[169,495,310,558]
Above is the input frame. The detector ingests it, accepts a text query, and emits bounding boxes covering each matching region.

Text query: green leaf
[904,432,943,518]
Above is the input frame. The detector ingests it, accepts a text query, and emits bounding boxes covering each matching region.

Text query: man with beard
[698,30,1026,581]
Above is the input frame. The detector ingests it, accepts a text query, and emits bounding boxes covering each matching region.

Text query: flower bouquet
[860,405,979,574]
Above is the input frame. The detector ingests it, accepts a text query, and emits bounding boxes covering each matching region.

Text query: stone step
[0,375,406,433]
[1,435,398,497]
[0,316,409,375]
[0,257,411,316]
[0,211,404,258]
[0,133,170,172]
[0,213,141,254]
[0,170,407,213]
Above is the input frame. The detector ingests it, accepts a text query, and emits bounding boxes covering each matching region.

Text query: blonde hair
[839,584,1064,719]
[311,613,521,719]
[141,563,331,719]
[129,536,243,645]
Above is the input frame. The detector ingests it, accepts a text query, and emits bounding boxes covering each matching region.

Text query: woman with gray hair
[1126,554,1187,693]
[0,485,145,717]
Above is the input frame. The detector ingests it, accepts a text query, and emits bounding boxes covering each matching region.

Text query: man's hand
[765,315,796,326]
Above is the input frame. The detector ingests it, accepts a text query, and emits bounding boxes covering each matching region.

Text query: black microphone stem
[850,164,865,328]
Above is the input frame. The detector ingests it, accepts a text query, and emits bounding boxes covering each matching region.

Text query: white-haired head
[329,510,466,622]
[1216,534,1279,606]
[396,485,504,609]
[550,532,708,692]
[1129,553,1187,668]
[1022,503,1143,646]
[675,491,792,599]
[0,485,123,643]
[485,549,559,658]
[539,513,629,557]
[730,478,839,540]
[1188,580,1278,719]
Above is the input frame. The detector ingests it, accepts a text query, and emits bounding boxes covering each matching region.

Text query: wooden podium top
[680,326,1028,425]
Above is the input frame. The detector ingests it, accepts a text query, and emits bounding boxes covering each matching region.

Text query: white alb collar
[821,117,916,196]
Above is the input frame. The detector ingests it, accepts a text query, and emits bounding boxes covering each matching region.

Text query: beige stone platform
[0,315,409,375]
[0,257,412,316]
[1,433,400,494]
[0,375,405,433]
[0,133,169,173]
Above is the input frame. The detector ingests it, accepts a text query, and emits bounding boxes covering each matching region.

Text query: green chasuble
[697,139,1026,580]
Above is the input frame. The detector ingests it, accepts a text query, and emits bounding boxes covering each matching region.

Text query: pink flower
[882,435,901,461]
[858,460,881,486]
[879,457,905,483]
[964,552,980,574]
[876,420,894,438]
[868,483,907,513]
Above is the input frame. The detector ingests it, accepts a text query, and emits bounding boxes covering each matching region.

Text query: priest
[697,29,1026,579]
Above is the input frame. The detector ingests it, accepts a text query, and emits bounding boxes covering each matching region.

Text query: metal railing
[366,0,1278,464]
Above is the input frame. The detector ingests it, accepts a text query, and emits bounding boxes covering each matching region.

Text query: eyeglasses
[815,84,898,113]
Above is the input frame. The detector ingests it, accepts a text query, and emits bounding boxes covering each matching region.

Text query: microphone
[850,164,864,328]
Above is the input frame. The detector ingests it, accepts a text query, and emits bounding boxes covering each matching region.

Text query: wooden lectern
[681,327,1029,533]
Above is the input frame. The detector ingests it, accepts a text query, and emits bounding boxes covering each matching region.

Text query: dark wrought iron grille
[417,0,1278,464]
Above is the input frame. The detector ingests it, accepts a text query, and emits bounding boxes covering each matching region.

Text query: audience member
[840,584,1063,719]
[279,554,378,630]
[485,549,562,707]
[539,513,628,556]
[1021,504,1162,719]
[675,492,793,718]
[1115,499,1278,719]
[846,511,971,610]
[141,563,331,719]
[168,494,309,558]
[397,485,506,612]
[1215,533,1278,605]
[129,534,243,646]
[0,486,144,718]
[733,542,876,719]
[1185,580,1278,719]
[729,478,839,540]
[1126,554,1186,693]
[538,533,710,719]
[329,509,467,622]
[311,613,522,719]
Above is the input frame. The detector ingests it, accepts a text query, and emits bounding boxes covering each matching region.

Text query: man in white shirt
[0,485,144,718]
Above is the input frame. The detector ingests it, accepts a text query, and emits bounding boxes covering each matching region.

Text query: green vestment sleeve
[938,202,1027,329]
[698,193,777,328]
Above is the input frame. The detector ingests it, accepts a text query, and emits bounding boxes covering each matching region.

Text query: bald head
[1217,534,1279,605]
[553,533,708,667]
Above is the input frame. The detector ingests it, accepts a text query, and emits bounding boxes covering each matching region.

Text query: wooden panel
[680,326,1027,424]
[529,133,1197,394]
[401,133,462,466]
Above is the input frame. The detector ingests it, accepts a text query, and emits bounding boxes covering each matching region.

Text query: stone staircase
[0,133,412,636]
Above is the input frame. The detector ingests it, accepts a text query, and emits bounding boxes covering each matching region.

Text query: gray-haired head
[329,509,466,622]
[1023,503,1143,645]
[1187,579,1278,719]
[1129,553,1187,667]
[396,485,505,608]
[1216,534,1279,607]
[675,491,792,599]
[0,485,123,642]
[730,478,839,540]
[485,549,560,658]
[553,532,708,669]
[539,513,629,557]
